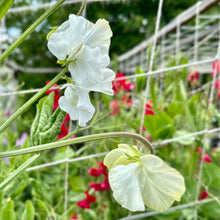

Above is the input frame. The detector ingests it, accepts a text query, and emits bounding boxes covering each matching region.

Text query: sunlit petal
[85,19,112,55]
[109,163,145,212]
[140,155,185,211]
[59,85,95,127]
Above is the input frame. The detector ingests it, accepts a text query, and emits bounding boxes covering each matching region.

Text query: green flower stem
[0,0,66,63]
[0,132,154,158]
[77,0,87,16]
[0,154,40,191]
[0,67,68,134]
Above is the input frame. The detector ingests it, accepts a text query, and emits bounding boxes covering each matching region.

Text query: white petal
[59,96,79,121]
[140,155,185,211]
[109,163,145,212]
[48,14,92,60]
[104,148,134,170]
[47,33,71,60]
[88,68,115,95]
[85,19,112,55]
[58,85,95,127]
[76,87,95,126]
[69,46,110,86]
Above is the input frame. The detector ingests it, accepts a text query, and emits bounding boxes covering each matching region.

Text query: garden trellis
[0,0,220,219]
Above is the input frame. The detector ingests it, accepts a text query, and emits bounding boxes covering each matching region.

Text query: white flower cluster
[48,14,115,126]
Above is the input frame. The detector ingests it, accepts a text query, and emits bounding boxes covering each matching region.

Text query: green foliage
[21,201,35,220]
[136,66,146,93]
[0,0,15,20]
[0,200,16,220]
[30,93,66,146]
[144,110,174,140]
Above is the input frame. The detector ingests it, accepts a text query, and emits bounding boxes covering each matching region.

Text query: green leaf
[54,147,76,161]
[1,200,16,220]
[0,0,15,20]
[31,93,66,146]
[39,107,66,144]
[21,201,35,220]
[200,201,220,219]
[0,191,3,212]
[203,162,220,191]
[136,66,146,93]
[70,176,85,192]
[166,101,183,117]
[173,130,195,145]
[0,154,40,192]
[144,110,174,140]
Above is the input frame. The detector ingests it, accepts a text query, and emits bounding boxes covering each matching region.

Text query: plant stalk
[0,67,68,134]
[0,132,154,158]
[0,0,66,63]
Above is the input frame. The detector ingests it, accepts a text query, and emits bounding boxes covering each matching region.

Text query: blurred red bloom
[122,94,133,107]
[211,61,220,77]
[70,213,78,219]
[89,176,110,191]
[110,94,133,115]
[88,162,110,192]
[203,154,212,163]
[215,80,220,90]
[146,134,151,140]
[196,147,202,153]
[77,191,96,209]
[198,191,209,200]
[58,123,69,139]
[58,114,70,139]
[88,168,104,177]
[88,162,107,177]
[112,73,135,94]
[196,147,212,163]
[46,81,60,110]
[145,101,154,115]
[188,71,199,82]
[110,100,120,115]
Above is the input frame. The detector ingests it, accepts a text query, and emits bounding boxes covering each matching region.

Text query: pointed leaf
[22,200,35,220]
[0,0,15,20]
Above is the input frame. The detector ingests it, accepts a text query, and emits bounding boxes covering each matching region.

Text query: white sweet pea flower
[104,144,185,212]
[59,84,95,127]
[59,67,114,127]
[47,14,113,83]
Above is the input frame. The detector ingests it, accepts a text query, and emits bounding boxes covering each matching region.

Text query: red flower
[123,82,135,91]
[187,71,199,82]
[88,168,104,177]
[112,73,126,94]
[215,80,220,90]
[199,191,209,200]
[112,73,135,94]
[146,134,151,140]
[46,81,60,110]
[196,147,202,153]
[203,154,212,163]
[122,94,133,107]
[110,100,120,115]
[196,147,212,163]
[70,213,78,219]
[88,162,110,191]
[145,102,154,115]
[58,123,69,139]
[77,191,96,209]
[58,114,70,139]
[89,177,110,191]
[100,176,110,190]
[211,61,220,77]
